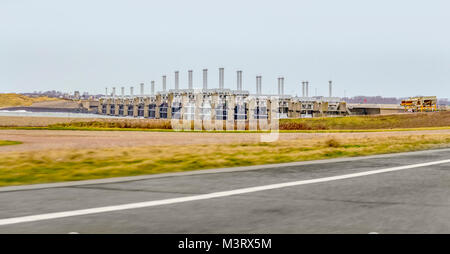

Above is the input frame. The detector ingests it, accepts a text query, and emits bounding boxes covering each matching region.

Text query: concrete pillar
[123,99,129,116]
[338,102,346,112]
[81,100,90,111]
[130,87,134,96]
[181,94,191,130]
[167,94,173,119]
[256,76,262,95]
[226,94,235,131]
[175,71,179,90]
[203,69,208,90]
[105,88,108,97]
[236,71,240,90]
[259,76,262,95]
[280,77,284,97]
[144,98,149,118]
[121,87,125,97]
[207,94,217,131]
[277,78,281,96]
[202,95,213,131]
[269,97,279,130]
[151,81,155,95]
[329,80,332,97]
[306,81,309,97]
[210,93,217,123]
[212,94,224,131]
[133,98,138,117]
[258,98,270,130]
[188,70,193,89]
[302,82,305,97]
[219,68,224,89]
[240,71,243,90]
[140,83,144,96]
[98,99,103,114]
[248,96,257,131]
[155,95,161,119]
[288,100,294,118]
[171,94,183,129]
[293,101,299,118]
[236,70,243,91]
[235,96,246,131]
[194,93,203,130]
[106,99,111,115]
[288,100,300,118]
[114,100,120,116]
[267,99,272,123]
[162,76,167,92]
[321,102,329,116]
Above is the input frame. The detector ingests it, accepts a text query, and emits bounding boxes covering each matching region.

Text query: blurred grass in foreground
[0,134,449,187]
[0,140,22,146]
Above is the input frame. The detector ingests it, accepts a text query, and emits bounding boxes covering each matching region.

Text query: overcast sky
[1,0,449,98]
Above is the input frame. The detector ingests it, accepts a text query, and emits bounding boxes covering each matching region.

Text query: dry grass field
[2,128,450,153]
[0,116,100,127]
[0,109,449,187]
[0,116,172,129]
[0,133,449,187]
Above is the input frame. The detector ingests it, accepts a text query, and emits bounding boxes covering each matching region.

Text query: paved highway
[0,148,449,233]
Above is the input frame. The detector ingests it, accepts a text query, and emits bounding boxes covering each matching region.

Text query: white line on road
[0,159,449,226]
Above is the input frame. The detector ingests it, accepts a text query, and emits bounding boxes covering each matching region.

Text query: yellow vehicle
[401,96,437,112]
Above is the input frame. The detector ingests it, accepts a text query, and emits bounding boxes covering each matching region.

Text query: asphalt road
[0,148,449,233]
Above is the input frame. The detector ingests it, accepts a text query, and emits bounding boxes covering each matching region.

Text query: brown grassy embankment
[0,93,60,108]
[279,111,450,130]
[53,119,172,129]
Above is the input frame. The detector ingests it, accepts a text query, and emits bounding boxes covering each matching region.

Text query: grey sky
[1,0,449,97]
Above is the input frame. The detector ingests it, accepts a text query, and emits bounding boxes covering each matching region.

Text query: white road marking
[0,159,449,226]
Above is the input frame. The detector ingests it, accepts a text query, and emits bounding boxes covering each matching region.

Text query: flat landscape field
[0,116,100,127]
[1,128,450,153]
[0,128,450,187]
[1,112,450,187]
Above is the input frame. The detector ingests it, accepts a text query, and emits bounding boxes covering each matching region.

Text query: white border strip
[1,158,449,226]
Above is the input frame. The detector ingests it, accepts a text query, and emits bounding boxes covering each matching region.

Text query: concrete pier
[96,69,350,129]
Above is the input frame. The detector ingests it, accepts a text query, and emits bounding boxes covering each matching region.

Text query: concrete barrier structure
[96,69,350,122]
[348,104,404,115]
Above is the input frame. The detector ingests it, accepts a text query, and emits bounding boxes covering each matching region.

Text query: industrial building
[97,69,349,124]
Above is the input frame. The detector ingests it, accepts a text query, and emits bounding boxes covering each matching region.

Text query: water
[0,110,130,118]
